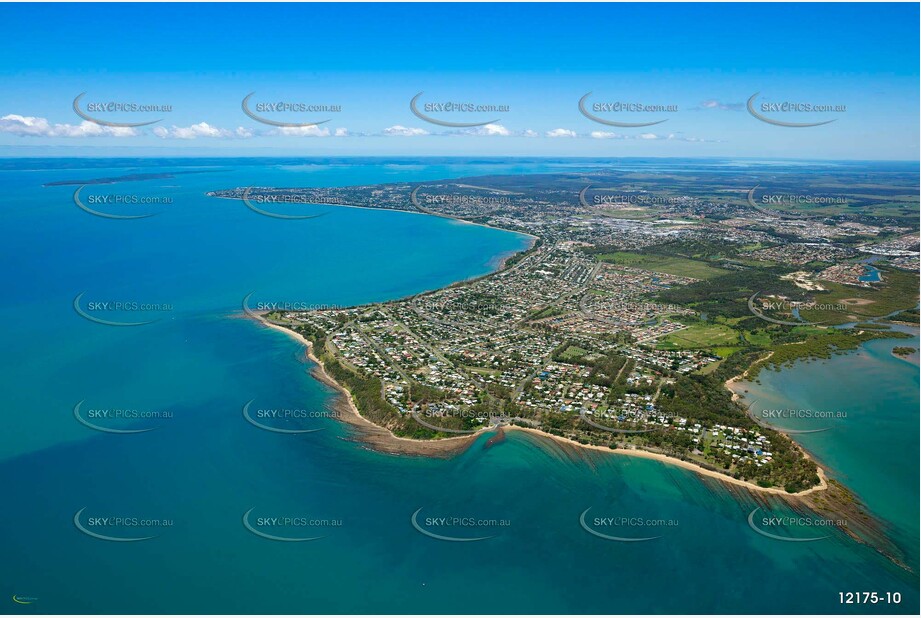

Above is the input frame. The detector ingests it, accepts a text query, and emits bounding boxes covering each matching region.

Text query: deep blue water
[0,159,917,614]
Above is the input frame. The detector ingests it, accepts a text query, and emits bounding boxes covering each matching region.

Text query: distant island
[44,169,216,187]
[893,346,917,357]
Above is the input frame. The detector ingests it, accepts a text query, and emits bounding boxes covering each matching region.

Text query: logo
[12,595,38,605]
[242,400,325,434]
[241,187,327,220]
[579,508,666,542]
[72,93,164,127]
[578,92,670,127]
[242,508,331,542]
[410,507,501,542]
[409,92,506,128]
[578,184,596,209]
[747,292,823,327]
[746,400,833,435]
[747,507,831,542]
[72,292,166,327]
[73,400,162,434]
[72,185,157,220]
[746,185,830,220]
[409,409,479,435]
[746,92,840,128]
[73,507,165,542]
[241,92,334,128]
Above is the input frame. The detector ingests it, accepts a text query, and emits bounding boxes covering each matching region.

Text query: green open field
[657,323,740,350]
[743,330,773,347]
[596,252,728,280]
[468,366,500,377]
[559,345,590,360]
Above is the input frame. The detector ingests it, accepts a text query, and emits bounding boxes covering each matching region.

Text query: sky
[0,2,918,159]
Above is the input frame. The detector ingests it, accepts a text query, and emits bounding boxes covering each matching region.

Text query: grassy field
[712,346,743,358]
[559,345,591,360]
[657,323,740,350]
[744,330,773,347]
[528,305,568,320]
[468,366,500,377]
[596,252,728,280]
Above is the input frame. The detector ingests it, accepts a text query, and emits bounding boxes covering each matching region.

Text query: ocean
[0,159,917,614]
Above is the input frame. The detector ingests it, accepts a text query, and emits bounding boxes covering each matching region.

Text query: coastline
[251,314,482,458]
[209,191,540,243]
[505,425,828,497]
[218,188,540,313]
[725,351,773,403]
[249,312,828,497]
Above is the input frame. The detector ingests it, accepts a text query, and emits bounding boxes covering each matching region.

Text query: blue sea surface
[0,159,917,614]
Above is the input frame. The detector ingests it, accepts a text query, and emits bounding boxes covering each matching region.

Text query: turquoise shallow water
[0,159,917,614]
[734,330,921,571]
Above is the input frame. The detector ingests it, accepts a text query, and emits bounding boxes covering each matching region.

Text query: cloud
[334,127,348,137]
[697,99,743,111]
[471,123,511,136]
[448,123,512,136]
[0,114,138,137]
[153,122,252,139]
[590,131,626,139]
[546,128,577,138]
[522,129,539,138]
[382,125,429,136]
[272,124,334,137]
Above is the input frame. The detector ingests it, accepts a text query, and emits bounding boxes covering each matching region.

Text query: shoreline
[249,312,828,497]
[216,189,540,312]
[252,314,483,458]
[208,191,540,243]
[505,425,828,497]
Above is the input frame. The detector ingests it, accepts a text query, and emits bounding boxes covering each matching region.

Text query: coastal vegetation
[746,330,912,380]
